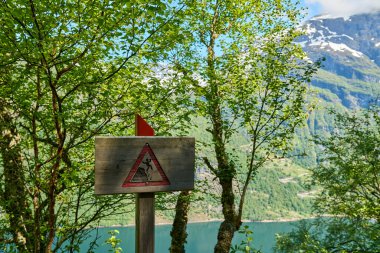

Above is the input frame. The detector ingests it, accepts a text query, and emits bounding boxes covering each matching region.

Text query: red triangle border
[122,143,170,187]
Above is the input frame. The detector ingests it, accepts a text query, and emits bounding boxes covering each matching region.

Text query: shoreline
[98,216,315,228]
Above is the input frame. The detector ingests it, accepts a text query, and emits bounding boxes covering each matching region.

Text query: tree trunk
[209,102,242,252]
[214,179,241,253]
[0,109,33,251]
[170,191,191,253]
[203,5,243,251]
[209,81,241,252]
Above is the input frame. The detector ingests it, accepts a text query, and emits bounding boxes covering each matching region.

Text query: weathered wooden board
[95,137,195,194]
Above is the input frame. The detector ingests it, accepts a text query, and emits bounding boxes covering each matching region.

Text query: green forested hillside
[164,116,317,222]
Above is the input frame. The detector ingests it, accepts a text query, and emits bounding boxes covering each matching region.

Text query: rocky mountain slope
[300,12,380,109]
[289,11,380,169]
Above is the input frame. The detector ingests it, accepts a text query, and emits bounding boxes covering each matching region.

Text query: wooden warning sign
[95,137,195,194]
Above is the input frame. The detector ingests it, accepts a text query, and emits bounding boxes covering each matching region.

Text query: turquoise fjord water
[80,220,300,253]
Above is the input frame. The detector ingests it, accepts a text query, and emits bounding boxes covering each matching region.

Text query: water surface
[81,220,300,253]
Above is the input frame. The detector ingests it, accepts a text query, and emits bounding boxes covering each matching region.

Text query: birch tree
[173,1,320,252]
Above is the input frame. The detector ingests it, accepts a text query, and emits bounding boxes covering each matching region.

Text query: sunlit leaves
[0,0,191,251]
[313,106,380,221]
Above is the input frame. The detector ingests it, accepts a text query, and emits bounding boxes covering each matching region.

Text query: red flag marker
[135,114,154,136]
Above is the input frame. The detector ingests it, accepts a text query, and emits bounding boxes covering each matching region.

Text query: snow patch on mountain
[299,22,355,49]
[310,41,363,57]
[310,14,333,21]
[305,23,317,34]
[342,34,354,40]
[310,14,352,22]
[321,25,337,36]
[326,43,363,57]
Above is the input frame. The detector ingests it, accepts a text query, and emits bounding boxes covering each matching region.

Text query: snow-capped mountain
[299,12,380,108]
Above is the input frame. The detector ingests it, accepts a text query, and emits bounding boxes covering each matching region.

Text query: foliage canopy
[275,105,380,253]
[0,0,191,252]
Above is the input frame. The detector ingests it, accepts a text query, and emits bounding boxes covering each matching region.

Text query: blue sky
[301,0,321,19]
[301,0,380,20]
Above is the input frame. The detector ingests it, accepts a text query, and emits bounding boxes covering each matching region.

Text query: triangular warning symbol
[122,143,170,187]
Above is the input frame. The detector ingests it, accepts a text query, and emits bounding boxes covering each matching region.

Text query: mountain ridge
[300,11,380,109]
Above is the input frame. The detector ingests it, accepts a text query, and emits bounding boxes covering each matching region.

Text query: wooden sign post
[95,115,195,253]
[136,115,154,253]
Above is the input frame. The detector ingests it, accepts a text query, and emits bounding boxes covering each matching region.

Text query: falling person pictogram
[122,143,170,187]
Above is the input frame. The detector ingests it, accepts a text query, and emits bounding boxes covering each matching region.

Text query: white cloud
[306,0,380,17]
